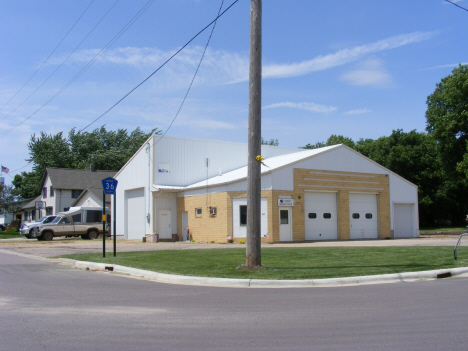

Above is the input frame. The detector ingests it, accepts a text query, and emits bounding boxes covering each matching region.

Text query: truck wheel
[80,235,88,240]
[42,231,54,241]
[25,234,33,239]
[88,230,99,240]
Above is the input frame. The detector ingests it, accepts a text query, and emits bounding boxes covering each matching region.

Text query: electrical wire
[78,0,239,134]
[0,0,156,138]
[0,0,120,124]
[152,0,226,148]
[0,0,96,116]
[4,0,238,177]
[445,0,468,12]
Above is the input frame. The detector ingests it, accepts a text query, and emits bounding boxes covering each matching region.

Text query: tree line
[12,126,160,199]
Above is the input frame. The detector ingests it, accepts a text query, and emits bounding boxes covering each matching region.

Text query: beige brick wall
[176,168,391,243]
[293,169,391,240]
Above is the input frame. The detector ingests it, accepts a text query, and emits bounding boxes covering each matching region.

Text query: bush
[10,219,21,229]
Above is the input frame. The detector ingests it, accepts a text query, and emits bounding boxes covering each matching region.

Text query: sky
[1,0,467,185]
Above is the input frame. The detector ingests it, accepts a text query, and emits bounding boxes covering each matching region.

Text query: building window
[308,213,316,219]
[46,207,53,215]
[42,187,47,198]
[323,213,332,219]
[195,208,202,217]
[50,186,54,197]
[240,205,247,225]
[352,213,360,219]
[32,210,36,221]
[365,213,373,219]
[280,210,289,224]
[71,190,81,199]
[209,207,217,216]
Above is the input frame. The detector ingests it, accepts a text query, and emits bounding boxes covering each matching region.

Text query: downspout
[146,143,151,227]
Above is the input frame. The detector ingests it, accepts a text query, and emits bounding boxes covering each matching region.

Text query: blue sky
[1,0,467,184]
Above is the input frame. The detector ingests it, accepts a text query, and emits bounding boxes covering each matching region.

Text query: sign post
[102,177,118,257]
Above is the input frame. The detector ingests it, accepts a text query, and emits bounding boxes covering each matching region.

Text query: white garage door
[394,204,414,238]
[126,188,145,240]
[304,192,337,240]
[349,194,378,239]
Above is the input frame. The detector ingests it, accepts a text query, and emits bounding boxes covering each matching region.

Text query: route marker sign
[102,177,118,195]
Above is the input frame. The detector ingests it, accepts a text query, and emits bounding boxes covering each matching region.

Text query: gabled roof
[22,195,42,210]
[153,144,417,191]
[41,167,117,191]
[70,187,112,206]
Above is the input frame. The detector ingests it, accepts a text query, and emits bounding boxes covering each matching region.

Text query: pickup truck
[33,215,104,241]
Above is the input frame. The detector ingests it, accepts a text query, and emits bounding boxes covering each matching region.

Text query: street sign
[102,177,118,195]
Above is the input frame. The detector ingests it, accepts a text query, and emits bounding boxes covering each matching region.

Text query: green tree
[426,64,468,224]
[0,184,21,214]
[303,135,355,149]
[12,125,160,199]
[261,137,279,146]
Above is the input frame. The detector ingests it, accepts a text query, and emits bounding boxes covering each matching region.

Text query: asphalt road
[1,250,468,351]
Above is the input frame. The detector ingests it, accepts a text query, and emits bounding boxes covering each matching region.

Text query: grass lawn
[420,227,467,232]
[0,231,23,239]
[61,246,468,280]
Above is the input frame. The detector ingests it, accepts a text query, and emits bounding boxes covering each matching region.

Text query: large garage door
[349,194,378,239]
[126,188,145,240]
[394,204,414,238]
[304,192,337,240]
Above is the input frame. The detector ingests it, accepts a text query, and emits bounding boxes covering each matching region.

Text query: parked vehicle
[0,224,6,231]
[19,215,57,239]
[33,215,105,241]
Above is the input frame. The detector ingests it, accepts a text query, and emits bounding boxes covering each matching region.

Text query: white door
[349,194,378,239]
[182,211,188,242]
[304,192,338,240]
[232,198,268,238]
[279,208,292,241]
[126,188,145,240]
[159,209,172,239]
[394,204,413,238]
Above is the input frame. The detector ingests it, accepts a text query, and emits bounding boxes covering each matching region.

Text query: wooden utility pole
[245,0,262,268]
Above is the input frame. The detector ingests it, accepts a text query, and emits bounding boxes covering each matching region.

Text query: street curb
[3,248,468,288]
[73,260,468,288]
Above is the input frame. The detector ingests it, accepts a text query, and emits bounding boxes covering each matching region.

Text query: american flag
[1,165,9,173]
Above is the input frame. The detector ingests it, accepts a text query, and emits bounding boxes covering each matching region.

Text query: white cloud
[259,31,435,81]
[343,108,372,115]
[50,31,435,88]
[263,102,337,113]
[179,118,238,130]
[420,62,468,71]
[340,58,392,87]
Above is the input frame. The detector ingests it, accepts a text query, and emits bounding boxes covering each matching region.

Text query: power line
[0,0,120,124]
[0,0,96,116]
[78,0,240,133]
[445,0,468,12]
[0,0,156,138]
[152,0,226,148]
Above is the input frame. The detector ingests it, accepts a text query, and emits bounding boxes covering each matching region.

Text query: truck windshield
[37,217,47,222]
[52,217,62,224]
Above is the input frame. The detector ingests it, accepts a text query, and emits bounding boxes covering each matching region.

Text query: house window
[71,190,81,199]
[46,207,53,215]
[366,213,373,219]
[352,213,360,219]
[195,208,202,217]
[24,211,29,220]
[240,205,247,225]
[42,187,47,198]
[50,186,54,197]
[323,213,332,219]
[32,210,36,221]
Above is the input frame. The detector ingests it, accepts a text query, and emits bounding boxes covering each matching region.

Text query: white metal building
[114,136,419,242]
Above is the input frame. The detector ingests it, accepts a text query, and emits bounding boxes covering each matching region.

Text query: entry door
[394,204,413,238]
[159,209,172,239]
[182,211,188,242]
[279,208,292,241]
